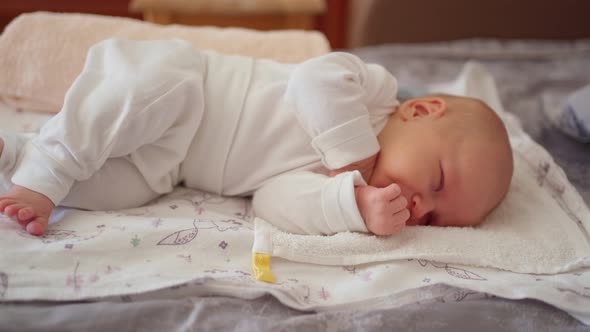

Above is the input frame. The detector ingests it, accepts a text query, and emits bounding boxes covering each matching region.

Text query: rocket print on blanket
[157,218,252,246]
[16,227,105,244]
[411,259,487,281]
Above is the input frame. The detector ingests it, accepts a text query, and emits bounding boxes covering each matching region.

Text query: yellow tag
[252,253,276,283]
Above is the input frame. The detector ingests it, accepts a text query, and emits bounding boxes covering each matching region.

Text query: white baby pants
[0,39,206,210]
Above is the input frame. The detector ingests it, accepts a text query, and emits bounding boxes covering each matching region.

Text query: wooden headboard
[347,0,590,47]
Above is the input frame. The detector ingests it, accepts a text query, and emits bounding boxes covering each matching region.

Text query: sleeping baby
[0,39,513,237]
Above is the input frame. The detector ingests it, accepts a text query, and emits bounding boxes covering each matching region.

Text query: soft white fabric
[4,39,398,235]
[285,52,398,169]
[11,39,206,204]
[0,131,162,211]
[253,62,590,274]
[252,170,368,234]
[1,70,590,324]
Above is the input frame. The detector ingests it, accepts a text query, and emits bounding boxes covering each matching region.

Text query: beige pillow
[0,11,330,113]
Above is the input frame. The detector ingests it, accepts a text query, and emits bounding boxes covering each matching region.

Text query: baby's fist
[355,183,410,236]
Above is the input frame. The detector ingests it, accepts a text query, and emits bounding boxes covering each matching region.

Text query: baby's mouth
[403,193,417,225]
[406,216,427,226]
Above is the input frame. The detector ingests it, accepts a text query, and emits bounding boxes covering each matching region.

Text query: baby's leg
[2,39,205,235]
[0,132,160,233]
[60,157,160,211]
[0,132,53,235]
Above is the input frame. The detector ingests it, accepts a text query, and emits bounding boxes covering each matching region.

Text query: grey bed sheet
[1,39,590,332]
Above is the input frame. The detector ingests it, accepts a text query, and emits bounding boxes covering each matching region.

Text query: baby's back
[180,51,323,196]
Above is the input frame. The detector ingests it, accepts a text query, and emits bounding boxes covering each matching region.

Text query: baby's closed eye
[434,161,445,192]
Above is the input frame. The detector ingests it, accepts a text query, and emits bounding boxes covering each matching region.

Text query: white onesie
[5,39,399,235]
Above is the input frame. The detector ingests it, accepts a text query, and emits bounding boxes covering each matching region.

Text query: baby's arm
[285,52,399,172]
[253,171,367,235]
[252,171,408,236]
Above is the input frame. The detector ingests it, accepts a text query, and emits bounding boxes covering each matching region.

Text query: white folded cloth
[0,12,330,113]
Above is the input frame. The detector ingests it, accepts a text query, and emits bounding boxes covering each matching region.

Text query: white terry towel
[0,12,330,113]
[253,62,590,275]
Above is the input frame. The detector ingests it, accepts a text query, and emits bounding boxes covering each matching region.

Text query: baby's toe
[17,207,36,222]
[4,203,27,218]
[26,217,48,236]
[0,199,17,212]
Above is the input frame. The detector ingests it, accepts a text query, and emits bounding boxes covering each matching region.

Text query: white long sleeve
[284,52,399,169]
[249,53,399,234]
[252,170,369,235]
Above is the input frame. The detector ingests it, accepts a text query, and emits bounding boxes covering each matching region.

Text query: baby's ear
[399,97,446,121]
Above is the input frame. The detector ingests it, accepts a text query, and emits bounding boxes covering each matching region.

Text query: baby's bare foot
[0,185,55,236]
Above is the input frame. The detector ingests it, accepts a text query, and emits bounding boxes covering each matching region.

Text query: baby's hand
[355,183,410,236]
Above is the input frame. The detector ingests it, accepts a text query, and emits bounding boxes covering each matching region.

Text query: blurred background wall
[2,0,590,49]
[347,0,590,48]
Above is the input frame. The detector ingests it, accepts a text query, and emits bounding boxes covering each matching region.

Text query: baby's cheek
[368,170,389,188]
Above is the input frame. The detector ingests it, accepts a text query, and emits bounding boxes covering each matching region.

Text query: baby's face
[371,112,510,228]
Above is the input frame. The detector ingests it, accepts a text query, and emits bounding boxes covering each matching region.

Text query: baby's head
[371,94,513,227]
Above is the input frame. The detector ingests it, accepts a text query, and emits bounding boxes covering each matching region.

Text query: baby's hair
[427,94,506,141]
[430,93,514,220]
